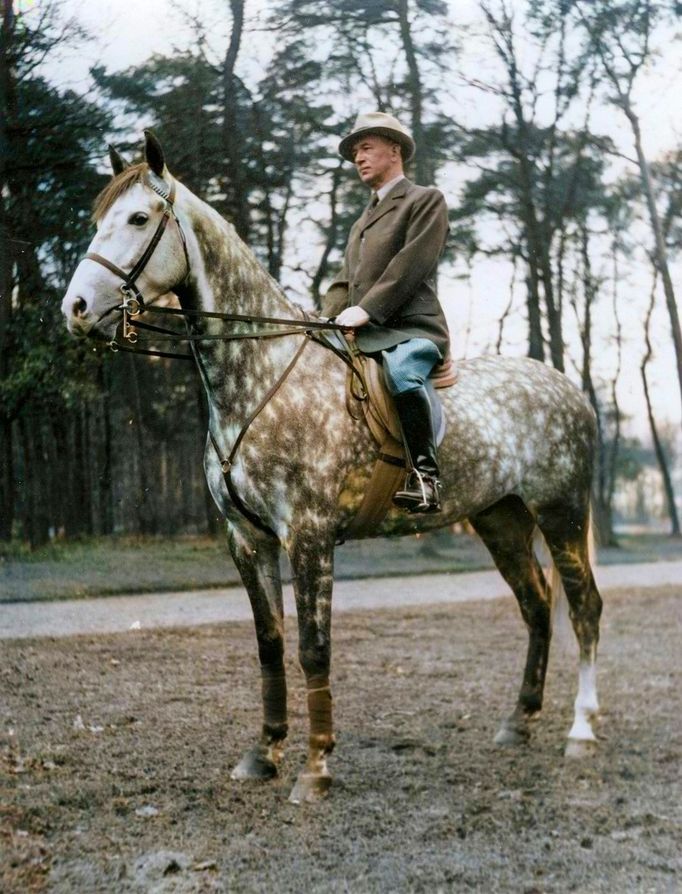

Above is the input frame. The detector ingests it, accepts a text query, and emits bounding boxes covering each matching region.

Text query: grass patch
[0,530,678,604]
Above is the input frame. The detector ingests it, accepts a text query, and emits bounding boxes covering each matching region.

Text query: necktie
[369,192,379,210]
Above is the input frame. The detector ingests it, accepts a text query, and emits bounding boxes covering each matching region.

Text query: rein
[82,173,368,535]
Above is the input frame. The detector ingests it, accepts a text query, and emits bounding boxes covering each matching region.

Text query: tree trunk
[127,355,157,535]
[310,162,344,308]
[222,0,250,241]
[0,415,13,540]
[641,281,680,536]
[579,224,616,546]
[19,413,49,548]
[0,0,16,540]
[99,364,114,535]
[525,273,545,361]
[80,401,93,536]
[540,246,564,371]
[397,0,430,184]
[625,103,682,427]
[604,248,623,530]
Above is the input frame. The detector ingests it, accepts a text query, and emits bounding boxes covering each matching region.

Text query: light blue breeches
[381,338,441,396]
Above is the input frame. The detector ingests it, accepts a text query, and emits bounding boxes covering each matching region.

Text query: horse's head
[62,131,189,341]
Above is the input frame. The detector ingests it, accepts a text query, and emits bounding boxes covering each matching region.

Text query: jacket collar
[361,177,411,230]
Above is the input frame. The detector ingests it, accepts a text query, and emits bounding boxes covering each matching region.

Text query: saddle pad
[335,335,456,541]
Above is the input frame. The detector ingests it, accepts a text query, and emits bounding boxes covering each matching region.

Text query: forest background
[1,0,681,550]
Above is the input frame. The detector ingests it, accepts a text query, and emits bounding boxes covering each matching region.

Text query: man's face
[352,135,403,189]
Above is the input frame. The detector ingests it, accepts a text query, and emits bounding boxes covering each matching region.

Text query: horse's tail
[534,508,596,647]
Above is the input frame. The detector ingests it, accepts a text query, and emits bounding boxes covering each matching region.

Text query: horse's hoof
[564,737,598,759]
[494,721,530,746]
[288,771,332,804]
[231,745,279,781]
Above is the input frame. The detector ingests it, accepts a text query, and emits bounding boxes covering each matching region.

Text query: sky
[41,0,682,443]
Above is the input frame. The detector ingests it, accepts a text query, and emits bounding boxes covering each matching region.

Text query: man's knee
[382,339,440,395]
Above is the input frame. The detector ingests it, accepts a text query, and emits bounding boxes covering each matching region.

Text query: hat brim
[339,126,415,163]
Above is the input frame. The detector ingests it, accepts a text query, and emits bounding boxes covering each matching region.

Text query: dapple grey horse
[62,132,602,803]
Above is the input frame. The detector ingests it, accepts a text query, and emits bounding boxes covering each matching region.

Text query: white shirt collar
[374,174,405,203]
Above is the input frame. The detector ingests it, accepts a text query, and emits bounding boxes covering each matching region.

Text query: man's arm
[359,189,448,325]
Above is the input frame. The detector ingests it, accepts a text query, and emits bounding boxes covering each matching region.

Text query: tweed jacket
[322,177,450,356]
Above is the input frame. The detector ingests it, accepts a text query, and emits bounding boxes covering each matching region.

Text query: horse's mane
[92,163,149,222]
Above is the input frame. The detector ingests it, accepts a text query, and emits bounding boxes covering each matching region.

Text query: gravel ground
[1,583,681,893]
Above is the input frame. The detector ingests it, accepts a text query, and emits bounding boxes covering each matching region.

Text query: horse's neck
[177,186,312,448]
[180,188,296,321]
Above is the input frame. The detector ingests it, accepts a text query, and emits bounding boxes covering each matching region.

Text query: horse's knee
[519,597,551,632]
[298,633,331,681]
[256,634,284,667]
[299,650,330,681]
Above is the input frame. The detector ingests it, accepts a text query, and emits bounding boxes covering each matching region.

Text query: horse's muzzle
[62,292,120,340]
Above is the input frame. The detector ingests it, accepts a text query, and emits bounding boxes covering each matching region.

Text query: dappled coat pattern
[62,134,603,804]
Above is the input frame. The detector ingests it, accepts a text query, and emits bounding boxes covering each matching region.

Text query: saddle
[342,347,457,539]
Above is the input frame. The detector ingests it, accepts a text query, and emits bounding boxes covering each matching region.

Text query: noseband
[83,173,190,321]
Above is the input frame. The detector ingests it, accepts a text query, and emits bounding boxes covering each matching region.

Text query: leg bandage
[261,666,287,729]
[307,684,333,737]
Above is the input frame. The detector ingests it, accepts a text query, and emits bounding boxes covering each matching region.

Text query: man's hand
[334,305,370,328]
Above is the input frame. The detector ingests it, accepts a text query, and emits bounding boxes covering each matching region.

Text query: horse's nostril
[72,297,87,318]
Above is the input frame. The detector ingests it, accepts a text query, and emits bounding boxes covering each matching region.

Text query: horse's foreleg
[470,497,552,746]
[227,524,288,780]
[285,529,335,804]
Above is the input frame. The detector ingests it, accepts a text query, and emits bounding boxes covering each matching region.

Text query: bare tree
[0,0,17,539]
[222,0,251,240]
[641,275,681,535]
[576,0,682,427]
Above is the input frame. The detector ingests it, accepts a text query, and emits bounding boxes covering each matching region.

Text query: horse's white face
[61,181,186,340]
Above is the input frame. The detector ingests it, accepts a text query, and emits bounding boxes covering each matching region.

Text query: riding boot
[392,387,442,513]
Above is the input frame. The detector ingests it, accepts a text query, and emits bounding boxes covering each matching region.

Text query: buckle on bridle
[121,297,139,343]
[108,340,119,353]
[120,287,141,316]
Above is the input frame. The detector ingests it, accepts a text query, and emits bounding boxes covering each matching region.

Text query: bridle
[83,173,190,342]
[80,172,355,360]
[80,171,369,536]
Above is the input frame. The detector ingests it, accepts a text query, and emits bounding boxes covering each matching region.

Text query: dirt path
[1,582,681,893]
[2,560,681,640]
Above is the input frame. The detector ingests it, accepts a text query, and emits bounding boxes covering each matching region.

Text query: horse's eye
[129,212,149,227]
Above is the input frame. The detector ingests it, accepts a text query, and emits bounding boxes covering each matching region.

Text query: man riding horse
[323,111,450,514]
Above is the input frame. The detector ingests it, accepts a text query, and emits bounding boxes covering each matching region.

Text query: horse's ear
[144,129,166,177]
[108,145,129,176]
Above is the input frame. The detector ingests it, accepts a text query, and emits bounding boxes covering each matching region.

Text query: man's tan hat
[339,111,416,163]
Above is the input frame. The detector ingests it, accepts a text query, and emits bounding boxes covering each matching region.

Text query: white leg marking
[568,653,599,742]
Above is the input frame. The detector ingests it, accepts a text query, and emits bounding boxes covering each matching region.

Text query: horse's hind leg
[470,496,552,746]
[537,499,602,757]
[227,522,288,780]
